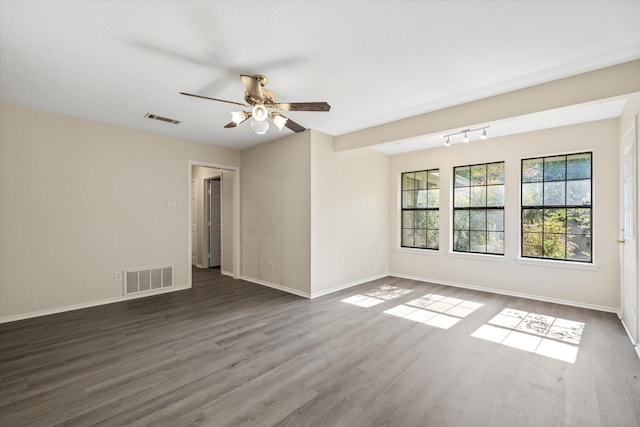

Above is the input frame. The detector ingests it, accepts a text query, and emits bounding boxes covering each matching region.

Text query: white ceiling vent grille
[124,265,173,296]
[144,113,180,125]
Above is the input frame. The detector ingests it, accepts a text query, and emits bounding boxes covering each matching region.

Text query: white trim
[515,257,600,271]
[447,252,509,262]
[621,319,640,361]
[310,273,389,299]
[240,276,311,299]
[621,318,637,344]
[0,285,189,324]
[396,247,442,256]
[221,270,234,277]
[389,272,618,313]
[195,263,204,269]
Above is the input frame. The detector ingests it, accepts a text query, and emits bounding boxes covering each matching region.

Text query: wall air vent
[124,265,173,296]
[144,113,180,125]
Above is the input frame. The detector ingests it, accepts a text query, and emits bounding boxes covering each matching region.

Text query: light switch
[168,201,177,210]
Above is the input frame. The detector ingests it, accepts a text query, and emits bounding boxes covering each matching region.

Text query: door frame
[205,176,222,268]
[620,116,638,353]
[187,161,240,286]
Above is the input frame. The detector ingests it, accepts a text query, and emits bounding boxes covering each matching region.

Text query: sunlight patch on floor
[471,308,585,363]
[383,294,484,329]
[341,284,414,308]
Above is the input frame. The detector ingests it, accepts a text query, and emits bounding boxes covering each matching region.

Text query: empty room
[1,1,640,426]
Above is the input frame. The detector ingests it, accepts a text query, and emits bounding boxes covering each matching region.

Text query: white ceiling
[1,1,639,151]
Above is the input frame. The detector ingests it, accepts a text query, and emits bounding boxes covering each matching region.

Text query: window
[401,169,439,249]
[453,162,505,254]
[521,152,592,262]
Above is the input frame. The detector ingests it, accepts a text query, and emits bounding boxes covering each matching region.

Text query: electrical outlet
[269,262,274,271]
[115,271,122,281]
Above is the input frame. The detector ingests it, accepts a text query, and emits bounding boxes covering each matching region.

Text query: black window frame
[520,152,593,263]
[401,169,440,250]
[452,161,505,255]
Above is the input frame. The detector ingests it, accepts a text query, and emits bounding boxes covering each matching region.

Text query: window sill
[515,257,600,271]
[396,247,441,256]
[447,251,509,262]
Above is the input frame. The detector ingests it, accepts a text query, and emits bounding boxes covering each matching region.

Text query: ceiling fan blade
[180,92,247,107]
[241,75,264,102]
[274,102,331,112]
[283,117,306,133]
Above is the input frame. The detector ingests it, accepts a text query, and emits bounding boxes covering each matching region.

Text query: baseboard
[389,272,619,314]
[0,285,189,324]
[221,270,234,278]
[310,273,389,299]
[620,319,640,361]
[240,276,311,299]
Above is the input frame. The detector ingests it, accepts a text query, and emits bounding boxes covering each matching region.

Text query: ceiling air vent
[145,113,180,125]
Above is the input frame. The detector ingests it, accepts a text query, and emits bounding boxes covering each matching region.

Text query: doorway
[188,161,240,288]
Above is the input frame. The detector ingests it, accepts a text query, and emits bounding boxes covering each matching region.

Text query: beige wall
[310,131,388,295]
[389,119,620,310]
[241,131,312,295]
[0,103,240,320]
[619,93,640,345]
[240,129,389,297]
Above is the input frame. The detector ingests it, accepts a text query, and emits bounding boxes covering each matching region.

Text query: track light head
[443,126,490,146]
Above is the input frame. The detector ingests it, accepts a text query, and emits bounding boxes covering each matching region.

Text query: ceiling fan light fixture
[251,118,269,134]
[481,128,488,140]
[445,136,451,147]
[252,104,268,122]
[272,114,287,131]
[230,110,248,125]
[463,131,469,143]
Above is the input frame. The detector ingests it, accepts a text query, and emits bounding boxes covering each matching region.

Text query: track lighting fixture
[443,126,490,146]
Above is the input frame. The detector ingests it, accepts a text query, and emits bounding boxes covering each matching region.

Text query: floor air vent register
[124,266,173,295]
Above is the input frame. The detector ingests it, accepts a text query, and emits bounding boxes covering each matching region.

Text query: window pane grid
[521,153,592,263]
[402,169,439,250]
[453,162,505,255]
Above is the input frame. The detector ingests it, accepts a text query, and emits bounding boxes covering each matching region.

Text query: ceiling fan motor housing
[244,88,276,106]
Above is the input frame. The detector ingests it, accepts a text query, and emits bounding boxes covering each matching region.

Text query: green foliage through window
[521,153,592,262]
[453,162,505,255]
[402,169,439,249]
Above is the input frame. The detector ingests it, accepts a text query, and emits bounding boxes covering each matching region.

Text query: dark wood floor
[1,268,639,426]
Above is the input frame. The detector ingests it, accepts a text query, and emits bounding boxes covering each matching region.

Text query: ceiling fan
[180,74,330,134]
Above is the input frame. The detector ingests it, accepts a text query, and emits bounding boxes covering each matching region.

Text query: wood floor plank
[1,267,639,426]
